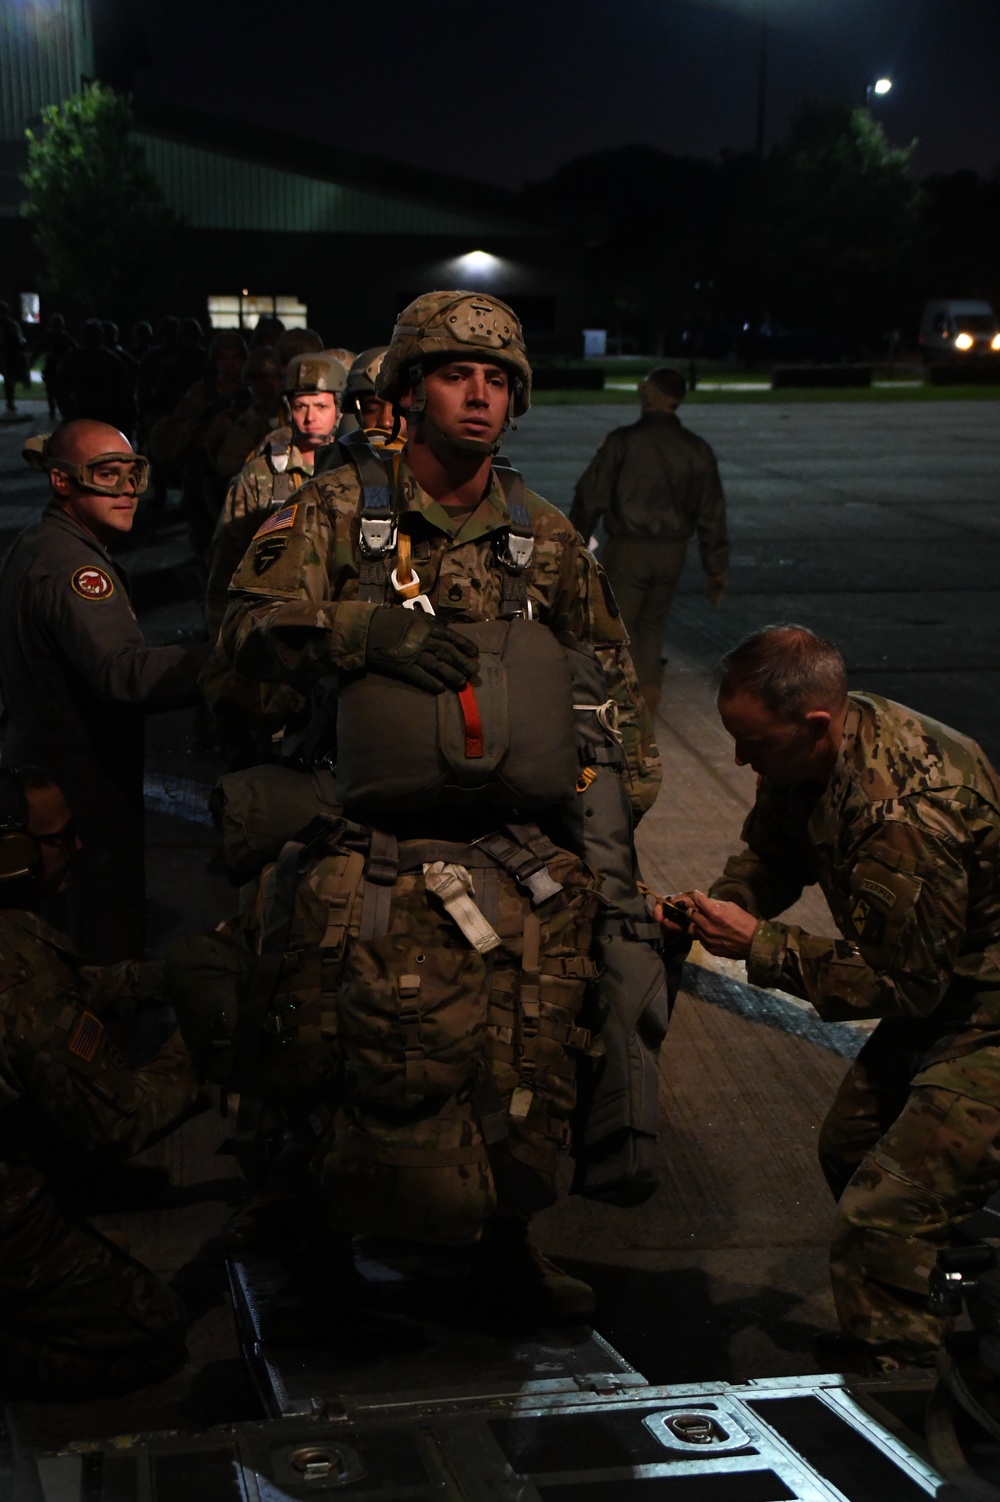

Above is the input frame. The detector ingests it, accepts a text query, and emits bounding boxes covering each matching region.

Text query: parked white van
[919,299,1000,362]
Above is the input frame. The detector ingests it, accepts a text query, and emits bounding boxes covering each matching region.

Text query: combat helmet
[342,346,388,408]
[242,346,282,384]
[376,291,531,419]
[282,352,347,396]
[275,327,324,366]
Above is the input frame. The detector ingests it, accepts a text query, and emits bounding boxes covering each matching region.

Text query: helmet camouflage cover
[376,291,531,416]
[283,352,348,395]
[342,346,388,404]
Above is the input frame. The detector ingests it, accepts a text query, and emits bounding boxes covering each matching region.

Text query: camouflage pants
[819,1019,1000,1362]
[0,1169,187,1400]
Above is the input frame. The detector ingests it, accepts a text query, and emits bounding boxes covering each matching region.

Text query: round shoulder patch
[71,565,115,601]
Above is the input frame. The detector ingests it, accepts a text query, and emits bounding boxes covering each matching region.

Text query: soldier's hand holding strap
[365,606,478,694]
[686,891,759,960]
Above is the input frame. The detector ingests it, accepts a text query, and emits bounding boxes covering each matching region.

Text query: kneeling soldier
[0,768,210,1398]
[661,624,1000,1373]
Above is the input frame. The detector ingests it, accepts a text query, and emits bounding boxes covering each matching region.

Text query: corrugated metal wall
[137,134,542,238]
[0,0,92,142]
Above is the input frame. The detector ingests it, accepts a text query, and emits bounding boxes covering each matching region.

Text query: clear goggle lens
[51,453,150,495]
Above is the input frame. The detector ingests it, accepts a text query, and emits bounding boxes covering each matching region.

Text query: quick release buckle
[359,517,396,556]
[500,529,534,572]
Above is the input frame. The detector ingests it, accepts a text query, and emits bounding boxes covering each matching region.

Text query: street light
[866,76,893,103]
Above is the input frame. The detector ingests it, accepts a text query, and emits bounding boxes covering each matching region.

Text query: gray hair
[716,624,847,717]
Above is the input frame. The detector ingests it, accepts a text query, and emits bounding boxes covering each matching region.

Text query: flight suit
[0,908,204,1398]
[569,409,728,706]
[710,693,1000,1362]
[0,505,208,961]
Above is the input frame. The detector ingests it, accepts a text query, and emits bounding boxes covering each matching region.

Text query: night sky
[128,0,1000,189]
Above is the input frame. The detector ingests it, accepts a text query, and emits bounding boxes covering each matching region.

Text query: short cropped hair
[716,624,847,717]
[643,366,687,402]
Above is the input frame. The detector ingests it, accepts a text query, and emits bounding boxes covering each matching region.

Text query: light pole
[755,11,770,163]
[746,3,770,366]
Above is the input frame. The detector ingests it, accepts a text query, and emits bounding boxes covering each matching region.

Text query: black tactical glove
[364,607,478,694]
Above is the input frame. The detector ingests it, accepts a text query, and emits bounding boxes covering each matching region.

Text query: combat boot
[469,1218,596,1325]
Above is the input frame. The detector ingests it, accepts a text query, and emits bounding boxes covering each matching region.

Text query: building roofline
[132,95,558,235]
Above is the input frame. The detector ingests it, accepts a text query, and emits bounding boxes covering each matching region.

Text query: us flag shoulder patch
[67,1010,103,1062]
[253,504,297,539]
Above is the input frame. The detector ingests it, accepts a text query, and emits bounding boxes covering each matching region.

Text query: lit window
[208,294,308,330]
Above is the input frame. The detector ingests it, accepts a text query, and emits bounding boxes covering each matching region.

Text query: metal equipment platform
[8,1250,949,1501]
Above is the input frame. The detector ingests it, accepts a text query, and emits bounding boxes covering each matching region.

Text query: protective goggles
[23,436,150,495]
[52,452,150,495]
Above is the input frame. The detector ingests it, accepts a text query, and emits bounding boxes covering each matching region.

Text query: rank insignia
[253,537,287,575]
[71,565,115,600]
[254,504,297,538]
[67,1010,103,1062]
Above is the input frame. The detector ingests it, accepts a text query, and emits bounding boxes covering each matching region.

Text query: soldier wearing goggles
[0,420,209,962]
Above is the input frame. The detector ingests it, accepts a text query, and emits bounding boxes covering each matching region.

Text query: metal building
[0,1,583,352]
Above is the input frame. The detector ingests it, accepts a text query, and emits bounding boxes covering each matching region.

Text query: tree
[756,105,926,349]
[526,145,750,354]
[22,83,184,321]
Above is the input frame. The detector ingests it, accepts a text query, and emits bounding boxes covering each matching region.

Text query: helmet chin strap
[420,409,505,460]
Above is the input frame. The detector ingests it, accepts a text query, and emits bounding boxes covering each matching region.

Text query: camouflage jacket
[710,694,1000,1049]
[207,454,661,819]
[0,909,202,1163]
[205,437,316,637]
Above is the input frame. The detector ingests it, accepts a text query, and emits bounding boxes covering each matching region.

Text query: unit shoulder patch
[253,504,298,539]
[253,537,288,575]
[67,1009,103,1062]
[70,565,115,601]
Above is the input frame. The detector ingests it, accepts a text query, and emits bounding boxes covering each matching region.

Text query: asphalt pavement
[1,394,997,1439]
[505,398,1000,760]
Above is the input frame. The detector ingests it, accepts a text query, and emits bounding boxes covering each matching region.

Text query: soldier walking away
[657,624,1000,1375]
[0,301,31,422]
[569,366,729,718]
[0,767,207,1400]
[0,421,210,962]
[204,292,670,1325]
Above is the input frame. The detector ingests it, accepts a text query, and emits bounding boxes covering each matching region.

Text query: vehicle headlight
[954,332,975,351]
[992,334,1000,352]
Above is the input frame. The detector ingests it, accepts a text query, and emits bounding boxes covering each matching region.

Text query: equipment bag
[244,818,601,1242]
[211,763,341,885]
[336,617,578,820]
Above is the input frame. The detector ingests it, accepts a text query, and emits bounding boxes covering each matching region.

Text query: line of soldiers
[4,289,1000,1405]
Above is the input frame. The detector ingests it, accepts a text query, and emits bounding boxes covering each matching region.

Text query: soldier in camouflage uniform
[659,624,1000,1372]
[0,768,207,1398]
[205,292,663,1321]
[332,346,394,440]
[209,346,286,484]
[205,353,348,638]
